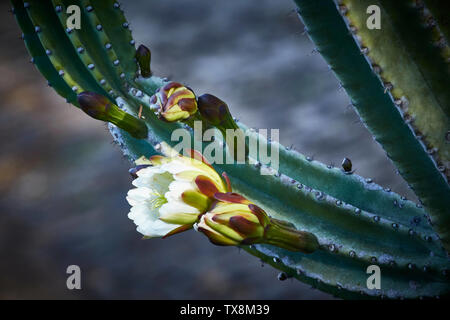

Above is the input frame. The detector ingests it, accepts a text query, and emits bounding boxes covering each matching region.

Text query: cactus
[12,0,449,299]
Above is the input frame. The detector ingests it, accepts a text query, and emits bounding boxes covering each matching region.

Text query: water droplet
[408,263,415,270]
[329,244,337,252]
[365,178,373,183]
[130,40,135,45]
[349,250,356,258]
[77,47,84,54]
[306,156,312,161]
[58,70,65,76]
[384,187,391,192]
[66,27,73,34]
[393,200,398,207]
[120,73,125,78]
[88,63,95,70]
[86,5,93,12]
[114,2,120,9]
[71,86,78,92]
[96,24,102,31]
[113,59,120,66]
[408,229,415,236]
[316,192,324,200]
[373,216,380,222]
[34,26,41,33]
[55,5,62,13]
[354,208,361,214]
[122,22,129,28]
[100,79,106,85]
[392,223,399,229]
[45,49,51,55]
[297,183,303,189]
[273,257,280,263]
[277,272,288,281]
[335,200,342,206]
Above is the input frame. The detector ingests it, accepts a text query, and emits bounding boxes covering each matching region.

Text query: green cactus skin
[12,0,78,104]
[12,0,450,298]
[294,0,450,251]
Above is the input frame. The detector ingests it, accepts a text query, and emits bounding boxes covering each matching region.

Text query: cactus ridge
[52,0,126,98]
[23,0,109,98]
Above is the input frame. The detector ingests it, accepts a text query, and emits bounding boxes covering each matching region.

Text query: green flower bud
[135,44,152,78]
[77,92,148,139]
[196,192,319,253]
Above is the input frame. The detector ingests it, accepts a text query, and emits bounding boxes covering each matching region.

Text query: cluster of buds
[77,92,148,139]
[150,82,198,122]
[127,150,318,253]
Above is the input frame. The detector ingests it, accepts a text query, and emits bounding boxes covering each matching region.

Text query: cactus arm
[88,0,138,83]
[11,0,77,105]
[293,0,450,250]
[342,0,449,168]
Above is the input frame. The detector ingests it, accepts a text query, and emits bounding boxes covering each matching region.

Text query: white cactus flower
[126,151,231,238]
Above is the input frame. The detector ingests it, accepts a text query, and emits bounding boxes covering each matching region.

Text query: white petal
[136,219,182,237]
[165,180,195,202]
[126,187,153,206]
[160,200,199,216]
[161,159,201,175]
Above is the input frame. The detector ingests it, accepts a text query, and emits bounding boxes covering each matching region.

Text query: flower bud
[196,192,319,253]
[150,82,197,122]
[135,44,152,78]
[197,94,238,129]
[77,91,148,139]
[197,94,247,161]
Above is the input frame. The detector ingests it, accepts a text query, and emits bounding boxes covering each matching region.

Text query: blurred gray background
[0,0,415,299]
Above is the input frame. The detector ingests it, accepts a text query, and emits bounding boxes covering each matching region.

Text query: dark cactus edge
[11,0,450,299]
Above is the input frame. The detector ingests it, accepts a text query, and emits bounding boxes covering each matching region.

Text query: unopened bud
[196,192,319,253]
[77,92,148,139]
[197,94,238,130]
[150,82,197,122]
[197,94,246,161]
[136,44,152,78]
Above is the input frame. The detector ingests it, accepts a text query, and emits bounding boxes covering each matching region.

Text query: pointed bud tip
[77,91,111,120]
